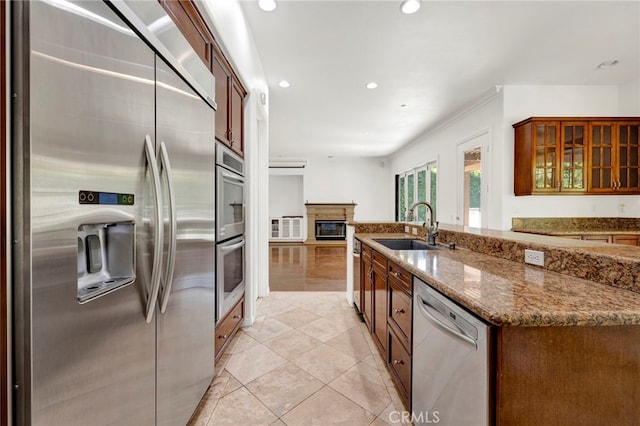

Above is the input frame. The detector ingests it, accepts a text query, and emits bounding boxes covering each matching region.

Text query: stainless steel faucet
[407,201,439,245]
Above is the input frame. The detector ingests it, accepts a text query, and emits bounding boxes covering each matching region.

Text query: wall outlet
[524,249,545,267]
[412,227,418,235]
[404,226,409,233]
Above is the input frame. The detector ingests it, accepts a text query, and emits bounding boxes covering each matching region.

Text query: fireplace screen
[315,220,347,240]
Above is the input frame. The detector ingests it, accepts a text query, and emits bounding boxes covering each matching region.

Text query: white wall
[390,90,505,229]
[270,157,394,221]
[390,85,640,231]
[303,157,393,221]
[619,78,640,115]
[269,175,303,217]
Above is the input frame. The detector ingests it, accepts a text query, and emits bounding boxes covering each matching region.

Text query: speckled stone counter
[512,217,640,235]
[354,228,640,327]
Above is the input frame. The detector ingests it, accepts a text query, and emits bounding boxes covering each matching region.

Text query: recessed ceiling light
[400,0,421,14]
[278,80,290,88]
[258,0,277,12]
[366,82,378,89]
[597,60,620,69]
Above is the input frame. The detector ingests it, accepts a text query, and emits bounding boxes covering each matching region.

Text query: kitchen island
[352,222,640,425]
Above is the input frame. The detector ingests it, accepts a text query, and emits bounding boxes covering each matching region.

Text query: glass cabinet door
[534,122,559,191]
[617,123,640,192]
[589,123,614,191]
[560,123,586,192]
[271,219,280,239]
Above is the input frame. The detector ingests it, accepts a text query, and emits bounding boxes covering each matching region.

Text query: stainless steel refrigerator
[12,1,216,424]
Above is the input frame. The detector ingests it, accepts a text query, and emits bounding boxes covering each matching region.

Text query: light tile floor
[189,291,409,426]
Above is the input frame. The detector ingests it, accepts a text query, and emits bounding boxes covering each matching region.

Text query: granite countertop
[356,232,640,327]
[511,217,640,236]
[518,229,640,236]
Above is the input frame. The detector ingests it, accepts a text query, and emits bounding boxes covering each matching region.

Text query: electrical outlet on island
[524,249,545,267]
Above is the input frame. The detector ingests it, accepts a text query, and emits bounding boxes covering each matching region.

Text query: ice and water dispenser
[77,190,135,303]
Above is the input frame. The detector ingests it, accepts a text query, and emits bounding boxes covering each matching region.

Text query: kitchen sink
[374,239,440,250]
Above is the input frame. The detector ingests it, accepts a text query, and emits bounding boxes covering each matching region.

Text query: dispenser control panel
[79,190,134,205]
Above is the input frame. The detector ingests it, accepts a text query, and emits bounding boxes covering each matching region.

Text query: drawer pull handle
[218,334,227,339]
[233,315,241,319]
[393,359,404,366]
[394,308,405,314]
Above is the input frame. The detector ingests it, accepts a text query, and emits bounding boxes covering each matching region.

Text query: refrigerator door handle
[159,141,177,314]
[145,135,164,323]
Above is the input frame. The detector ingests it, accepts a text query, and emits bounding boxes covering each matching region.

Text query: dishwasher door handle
[417,295,477,349]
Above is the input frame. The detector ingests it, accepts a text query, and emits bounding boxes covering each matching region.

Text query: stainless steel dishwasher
[412,278,491,425]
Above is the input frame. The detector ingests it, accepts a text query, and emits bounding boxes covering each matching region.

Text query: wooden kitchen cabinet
[372,250,388,354]
[495,325,640,425]
[387,326,412,408]
[513,118,587,195]
[212,44,246,157]
[160,0,247,158]
[215,296,244,360]
[359,244,413,410]
[589,121,640,192]
[159,0,211,67]
[514,117,640,195]
[387,261,413,410]
[581,234,612,243]
[612,234,640,246]
[558,233,640,245]
[361,245,373,331]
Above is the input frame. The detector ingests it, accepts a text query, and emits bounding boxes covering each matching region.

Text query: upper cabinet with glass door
[590,121,640,193]
[513,118,586,195]
[514,117,640,196]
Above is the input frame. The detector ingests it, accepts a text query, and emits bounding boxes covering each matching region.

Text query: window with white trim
[396,162,437,224]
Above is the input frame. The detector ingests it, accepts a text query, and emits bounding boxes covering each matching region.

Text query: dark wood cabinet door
[362,254,373,331]
[211,54,230,144]
[616,122,640,192]
[388,280,412,352]
[158,0,210,66]
[589,122,615,192]
[230,81,244,155]
[387,327,411,408]
[373,265,387,354]
[560,122,587,192]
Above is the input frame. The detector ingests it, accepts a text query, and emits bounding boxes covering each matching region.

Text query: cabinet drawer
[362,244,372,259]
[372,250,388,271]
[388,280,412,352]
[388,261,411,294]
[215,297,244,359]
[388,327,411,408]
[612,235,640,246]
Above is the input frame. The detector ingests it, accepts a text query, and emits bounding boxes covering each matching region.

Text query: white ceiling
[239,0,640,159]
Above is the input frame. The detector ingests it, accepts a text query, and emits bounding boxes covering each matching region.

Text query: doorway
[457,131,489,228]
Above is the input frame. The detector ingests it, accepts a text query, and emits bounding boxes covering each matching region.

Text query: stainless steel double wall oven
[216,143,246,321]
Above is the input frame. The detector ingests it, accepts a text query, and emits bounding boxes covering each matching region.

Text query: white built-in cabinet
[270,217,303,241]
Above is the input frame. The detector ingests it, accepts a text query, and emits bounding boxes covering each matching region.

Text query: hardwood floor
[269,243,347,291]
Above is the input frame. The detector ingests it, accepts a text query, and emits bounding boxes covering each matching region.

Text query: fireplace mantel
[304,203,356,244]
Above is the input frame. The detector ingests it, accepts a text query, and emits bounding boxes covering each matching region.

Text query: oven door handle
[220,238,245,254]
[417,295,477,349]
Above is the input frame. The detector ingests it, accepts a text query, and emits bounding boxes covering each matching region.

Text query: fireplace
[304,203,356,244]
[315,220,347,240]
